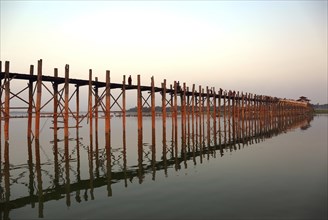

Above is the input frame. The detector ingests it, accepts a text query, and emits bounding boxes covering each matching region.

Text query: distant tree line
[126,106,225,112]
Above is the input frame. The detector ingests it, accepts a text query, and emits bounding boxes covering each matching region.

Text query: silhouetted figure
[128,75,132,86]
[177,81,181,92]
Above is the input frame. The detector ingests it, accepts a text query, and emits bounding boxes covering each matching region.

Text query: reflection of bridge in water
[0,113,313,218]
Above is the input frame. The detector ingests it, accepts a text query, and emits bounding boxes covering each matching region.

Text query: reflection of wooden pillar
[27,65,34,139]
[64,136,71,207]
[137,75,142,142]
[35,59,42,140]
[4,141,10,210]
[35,139,44,217]
[53,69,58,139]
[64,65,69,139]
[88,70,93,137]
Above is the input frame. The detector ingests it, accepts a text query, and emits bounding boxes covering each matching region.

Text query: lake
[0,114,327,219]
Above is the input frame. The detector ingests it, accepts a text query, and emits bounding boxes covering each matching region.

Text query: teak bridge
[0,59,312,144]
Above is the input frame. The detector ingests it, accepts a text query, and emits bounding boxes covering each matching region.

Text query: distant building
[297,96,310,103]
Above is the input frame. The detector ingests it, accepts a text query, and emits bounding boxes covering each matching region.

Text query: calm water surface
[0,114,327,219]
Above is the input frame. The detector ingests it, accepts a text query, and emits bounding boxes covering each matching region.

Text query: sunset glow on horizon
[1,1,327,106]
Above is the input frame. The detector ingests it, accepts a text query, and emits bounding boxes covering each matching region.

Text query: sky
[1,0,327,109]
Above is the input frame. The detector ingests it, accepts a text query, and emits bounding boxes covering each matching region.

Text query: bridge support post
[53,69,58,140]
[105,70,111,149]
[76,85,79,129]
[173,81,178,146]
[191,84,195,146]
[88,69,93,138]
[122,75,126,146]
[182,83,186,148]
[35,59,42,140]
[0,61,2,141]
[170,84,174,145]
[213,88,217,146]
[187,86,190,147]
[218,89,222,145]
[64,65,69,139]
[151,76,155,148]
[161,79,166,147]
[4,61,10,142]
[95,77,99,137]
[27,65,34,139]
[137,75,142,145]
[206,86,210,147]
[198,85,202,146]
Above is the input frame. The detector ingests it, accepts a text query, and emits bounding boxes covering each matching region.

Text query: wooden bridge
[0,59,312,144]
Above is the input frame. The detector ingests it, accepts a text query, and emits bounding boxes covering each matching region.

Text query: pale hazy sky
[1,0,327,106]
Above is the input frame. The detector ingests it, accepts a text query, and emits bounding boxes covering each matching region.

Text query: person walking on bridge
[128,75,132,86]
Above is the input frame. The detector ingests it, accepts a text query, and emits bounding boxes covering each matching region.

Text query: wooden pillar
[0,61,2,141]
[4,61,10,141]
[206,87,210,147]
[122,75,126,140]
[218,89,222,145]
[137,75,142,142]
[174,81,178,146]
[170,84,174,144]
[27,65,34,139]
[241,92,245,138]
[223,91,227,144]
[76,85,80,129]
[64,64,69,139]
[187,86,190,147]
[105,70,111,147]
[94,77,99,136]
[53,69,58,139]
[162,80,167,146]
[88,69,93,137]
[191,84,195,146]
[198,85,202,146]
[35,59,42,140]
[228,92,231,143]
[202,88,205,147]
[182,83,186,147]
[213,88,217,146]
[151,76,155,147]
